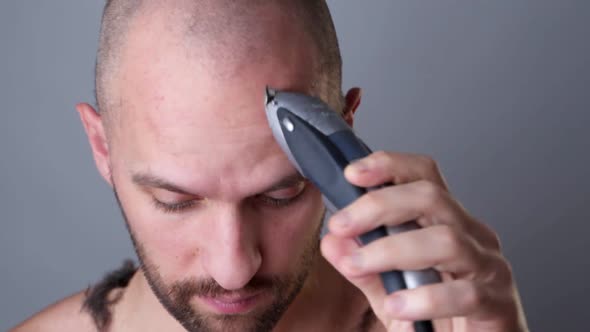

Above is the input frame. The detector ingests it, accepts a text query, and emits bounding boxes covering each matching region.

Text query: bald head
[95,0,343,121]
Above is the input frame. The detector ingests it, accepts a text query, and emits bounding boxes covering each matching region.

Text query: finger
[383,279,493,321]
[329,180,461,236]
[329,178,503,265]
[344,151,503,253]
[320,233,389,314]
[344,151,449,191]
[338,225,491,278]
[322,233,469,332]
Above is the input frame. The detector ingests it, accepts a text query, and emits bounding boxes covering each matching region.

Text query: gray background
[1,1,588,331]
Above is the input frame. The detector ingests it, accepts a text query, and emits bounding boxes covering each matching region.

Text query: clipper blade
[265,86,277,106]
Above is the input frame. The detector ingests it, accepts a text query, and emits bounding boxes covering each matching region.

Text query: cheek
[259,188,324,273]
[114,182,203,281]
[136,220,203,280]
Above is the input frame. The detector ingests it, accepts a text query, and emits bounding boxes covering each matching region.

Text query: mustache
[169,275,284,301]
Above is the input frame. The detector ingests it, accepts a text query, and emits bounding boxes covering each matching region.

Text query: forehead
[110,5,318,197]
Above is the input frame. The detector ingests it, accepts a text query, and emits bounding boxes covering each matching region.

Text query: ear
[76,103,113,187]
[342,87,362,127]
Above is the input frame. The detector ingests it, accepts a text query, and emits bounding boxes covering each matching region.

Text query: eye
[152,198,198,214]
[151,189,201,214]
[258,181,307,208]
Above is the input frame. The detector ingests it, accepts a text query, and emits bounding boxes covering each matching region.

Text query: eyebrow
[132,173,196,195]
[131,172,306,196]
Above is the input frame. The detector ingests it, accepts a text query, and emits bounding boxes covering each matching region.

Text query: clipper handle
[276,109,438,332]
[327,130,438,332]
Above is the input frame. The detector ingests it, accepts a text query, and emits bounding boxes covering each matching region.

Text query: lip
[199,291,265,315]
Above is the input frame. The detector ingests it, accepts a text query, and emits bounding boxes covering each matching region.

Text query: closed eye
[256,180,307,208]
[152,197,199,213]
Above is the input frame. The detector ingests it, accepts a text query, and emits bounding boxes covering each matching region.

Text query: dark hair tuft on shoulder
[81,259,137,331]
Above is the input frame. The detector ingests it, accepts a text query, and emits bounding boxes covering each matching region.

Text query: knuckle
[416,180,444,208]
[475,221,503,252]
[489,232,502,252]
[417,154,439,173]
[462,281,485,309]
[437,225,463,257]
[494,255,515,284]
[478,254,515,287]
[486,225,503,251]
[372,150,390,162]
[371,150,391,169]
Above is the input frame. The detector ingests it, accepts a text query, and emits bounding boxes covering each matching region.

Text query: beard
[113,188,323,332]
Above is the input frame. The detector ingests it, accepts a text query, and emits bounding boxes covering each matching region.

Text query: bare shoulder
[9,290,96,332]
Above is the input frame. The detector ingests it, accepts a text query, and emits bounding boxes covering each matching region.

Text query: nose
[203,206,262,290]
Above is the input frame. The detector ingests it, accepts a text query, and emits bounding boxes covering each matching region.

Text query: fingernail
[348,159,369,173]
[331,211,351,229]
[385,294,406,314]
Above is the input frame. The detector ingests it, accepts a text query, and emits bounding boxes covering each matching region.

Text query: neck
[118,256,367,331]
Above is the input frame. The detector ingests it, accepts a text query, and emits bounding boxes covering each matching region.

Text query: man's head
[78,1,362,331]
[95,0,346,129]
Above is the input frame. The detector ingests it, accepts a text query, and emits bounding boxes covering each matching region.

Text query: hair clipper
[264,87,441,332]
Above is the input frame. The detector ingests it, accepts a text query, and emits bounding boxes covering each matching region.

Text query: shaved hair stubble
[95,0,344,126]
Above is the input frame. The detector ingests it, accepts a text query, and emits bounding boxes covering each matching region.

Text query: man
[11,0,529,331]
